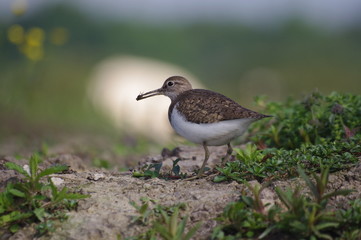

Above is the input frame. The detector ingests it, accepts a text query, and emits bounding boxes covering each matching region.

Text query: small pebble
[93,173,105,181]
[51,177,65,186]
[23,165,30,175]
[87,173,106,181]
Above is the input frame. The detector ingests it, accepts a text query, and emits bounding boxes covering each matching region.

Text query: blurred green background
[1,2,361,149]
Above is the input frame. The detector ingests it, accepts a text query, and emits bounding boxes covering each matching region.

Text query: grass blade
[275,187,292,209]
[64,193,90,200]
[170,208,178,236]
[29,154,40,179]
[37,165,68,180]
[176,216,187,238]
[153,222,172,240]
[323,189,355,200]
[298,166,319,199]
[34,208,45,222]
[183,222,201,240]
[9,189,26,198]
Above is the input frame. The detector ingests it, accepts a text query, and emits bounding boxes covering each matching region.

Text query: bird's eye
[167,81,174,87]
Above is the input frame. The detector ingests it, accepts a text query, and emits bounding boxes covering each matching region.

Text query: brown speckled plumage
[169,89,267,124]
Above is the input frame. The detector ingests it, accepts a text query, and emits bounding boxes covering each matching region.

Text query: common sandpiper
[136,76,269,179]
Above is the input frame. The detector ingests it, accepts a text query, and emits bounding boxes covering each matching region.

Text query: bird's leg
[197,142,210,178]
[221,143,233,167]
[186,142,210,180]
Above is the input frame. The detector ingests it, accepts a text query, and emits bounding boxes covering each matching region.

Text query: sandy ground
[1,136,360,240]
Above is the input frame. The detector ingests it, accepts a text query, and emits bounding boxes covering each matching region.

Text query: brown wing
[169,89,267,124]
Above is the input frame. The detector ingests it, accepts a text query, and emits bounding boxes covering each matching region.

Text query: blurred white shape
[87,55,202,143]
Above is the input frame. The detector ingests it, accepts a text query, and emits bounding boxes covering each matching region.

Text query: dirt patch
[2,141,361,240]
[44,172,243,240]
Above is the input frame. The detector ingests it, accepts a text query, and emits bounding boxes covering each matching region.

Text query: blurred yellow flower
[7,24,25,45]
[7,24,68,61]
[26,27,45,47]
[20,44,44,61]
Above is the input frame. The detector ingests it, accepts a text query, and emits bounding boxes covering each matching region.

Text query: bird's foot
[185,172,220,181]
[205,172,221,181]
[184,168,219,181]
[184,173,207,181]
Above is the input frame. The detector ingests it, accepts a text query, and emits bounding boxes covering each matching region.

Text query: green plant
[215,92,361,183]
[132,163,163,178]
[337,199,361,240]
[251,92,361,149]
[216,138,360,183]
[213,166,359,240]
[297,166,352,206]
[212,182,277,239]
[128,198,200,240]
[130,197,158,225]
[0,154,89,236]
[212,201,270,240]
[153,208,201,240]
[132,159,187,180]
[241,182,270,216]
[274,167,353,240]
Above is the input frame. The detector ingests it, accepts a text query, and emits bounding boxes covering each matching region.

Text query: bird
[136,76,269,179]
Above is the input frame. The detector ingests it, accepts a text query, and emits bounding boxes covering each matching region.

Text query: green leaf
[132,172,144,177]
[63,193,90,200]
[259,225,276,239]
[275,187,292,209]
[30,153,40,179]
[144,170,159,178]
[49,179,59,198]
[153,222,173,240]
[323,189,355,200]
[34,208,45,222]
[4,162,30,178]
[314,222,339,230]
[170,208,179,236]
[37,165,68,180]
[9,189,26,198]
[139,203,149,214]
[36,220,55,235]
[0,212,15,225]
[183,222,201,240]
[241,195,255,208]
[32,191,46,200]
[213,175,227,183]
[172,158,181,167]
[9,224,20,233]
[172,165,180,176]
[160,209,170,223]
[52,187,68,203]
[320,166,330,190]
[176,217,187,238]
[298,166,319,199]
[0,211,32,225]
[149,163,162,174]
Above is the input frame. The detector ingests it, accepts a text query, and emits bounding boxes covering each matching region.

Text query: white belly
[170,108,254,146]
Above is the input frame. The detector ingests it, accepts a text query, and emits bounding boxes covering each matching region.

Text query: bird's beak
[136,88,163,101]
